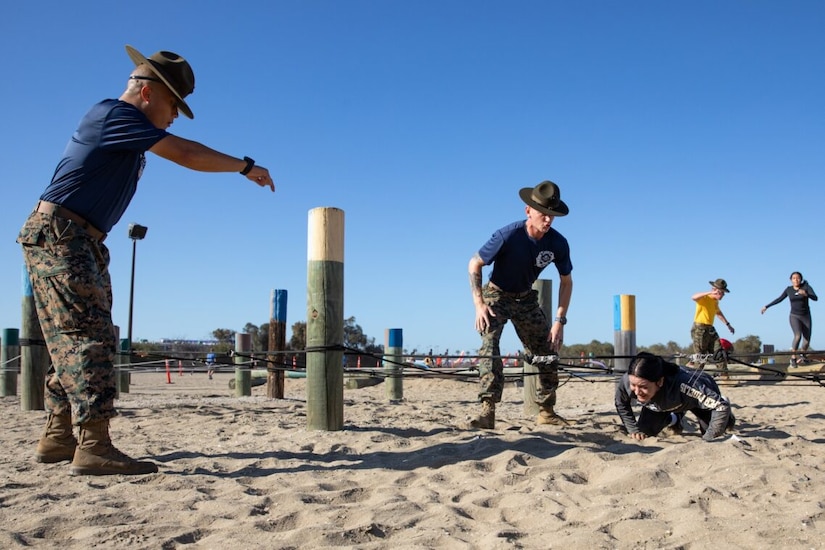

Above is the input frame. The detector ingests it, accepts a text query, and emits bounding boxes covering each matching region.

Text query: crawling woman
[615,352,735,442]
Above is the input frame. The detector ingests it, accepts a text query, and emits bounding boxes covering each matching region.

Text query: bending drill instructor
[468,180,573,429]
[17,45,274,476]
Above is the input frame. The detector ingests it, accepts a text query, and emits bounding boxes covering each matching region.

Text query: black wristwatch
[240,156,255,175]
[554,316,567,325]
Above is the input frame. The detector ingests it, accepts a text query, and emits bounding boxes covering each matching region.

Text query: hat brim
[519,187,569,217]
[709,280,730,293]
[125,45,194,119]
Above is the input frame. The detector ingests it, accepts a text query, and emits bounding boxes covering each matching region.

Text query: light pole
[126,223,148,354]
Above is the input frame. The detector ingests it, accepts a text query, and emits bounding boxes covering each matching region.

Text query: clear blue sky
[1,1,823,357]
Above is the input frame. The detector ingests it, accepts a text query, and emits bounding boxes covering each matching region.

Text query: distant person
[691,279,735,378]
[467,180,573,429]
[424,348,434,368]
[206,352,217,380]
[615,352,735,442]
[18,45,275,476]
[761,272,818,366]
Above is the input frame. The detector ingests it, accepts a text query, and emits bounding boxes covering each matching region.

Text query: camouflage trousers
[17,212,117,425]
[690,323,728,373]
[478,284,558,406]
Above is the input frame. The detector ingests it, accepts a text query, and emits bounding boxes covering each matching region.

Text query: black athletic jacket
[615,366,732,441]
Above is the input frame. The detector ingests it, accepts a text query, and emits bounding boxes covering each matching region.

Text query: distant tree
[346,317,382,359]
[733,334,762,356]
[285,317,383,367]
[560,340,615,360]
[343,316,370,349]
[640,341,690,359]
[258,320,270,351]
[211,328,235,353]
[239,322,260,352]
[132,341,164,353]
[212,328,234,343]
[289,321,307,351]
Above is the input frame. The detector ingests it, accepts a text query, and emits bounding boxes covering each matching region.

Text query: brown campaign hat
[518,180,569,217]
[125,45,195,119]
[709,278,730,293]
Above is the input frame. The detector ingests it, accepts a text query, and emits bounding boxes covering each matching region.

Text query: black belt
[35,201,106,242]
[489,283,532,299]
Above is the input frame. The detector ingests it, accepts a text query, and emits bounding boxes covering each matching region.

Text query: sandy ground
[1,367,824,549]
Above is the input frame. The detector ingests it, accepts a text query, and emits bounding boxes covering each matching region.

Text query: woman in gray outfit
[761,272,818,366]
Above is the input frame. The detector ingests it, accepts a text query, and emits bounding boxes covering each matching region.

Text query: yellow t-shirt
[693,295,719,325]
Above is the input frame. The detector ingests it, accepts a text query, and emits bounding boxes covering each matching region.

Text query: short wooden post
[1,328,20,396]
[524,279,552,416]
[613,294,637,372]
[20,266,47,411]
[234,332,252,397]
[118,337,130,394]
[385,328,403,401]
[267,289,287,398]
[113,325,121,399]
[306,207,345,431]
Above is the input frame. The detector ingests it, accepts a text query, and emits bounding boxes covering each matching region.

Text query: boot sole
[69,464,158,476]
[35,453,76,464]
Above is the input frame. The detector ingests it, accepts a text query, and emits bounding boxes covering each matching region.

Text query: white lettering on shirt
[680,383,723,409]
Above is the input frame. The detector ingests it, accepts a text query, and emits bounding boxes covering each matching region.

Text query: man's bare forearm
[469,254,484,303]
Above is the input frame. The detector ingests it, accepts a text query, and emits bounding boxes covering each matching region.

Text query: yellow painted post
[613,294,637,372]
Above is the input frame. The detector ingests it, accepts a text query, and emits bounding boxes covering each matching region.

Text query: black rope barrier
[120,347,825,387]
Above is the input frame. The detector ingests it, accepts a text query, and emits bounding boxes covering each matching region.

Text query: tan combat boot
[70,418,158,476]
[468,399,496,429]
[536,405,568,426]
[35,412,78,463]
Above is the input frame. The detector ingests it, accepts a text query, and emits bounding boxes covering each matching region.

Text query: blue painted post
[385,328,403,401]
[268,289,287,398]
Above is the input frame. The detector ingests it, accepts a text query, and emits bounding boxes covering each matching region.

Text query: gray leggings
[789,313,812,351]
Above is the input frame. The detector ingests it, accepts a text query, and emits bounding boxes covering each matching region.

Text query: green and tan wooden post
[306,207,345,430]
[523,279,552,417]
[113,325,121,399]
[234,332,252,397]
[20,266,47,411]
[1,328,19,397]
[117,336,130,394]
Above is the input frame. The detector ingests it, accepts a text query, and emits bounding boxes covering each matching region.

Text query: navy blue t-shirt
[478,220,572,293]
[40,99,169,233]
